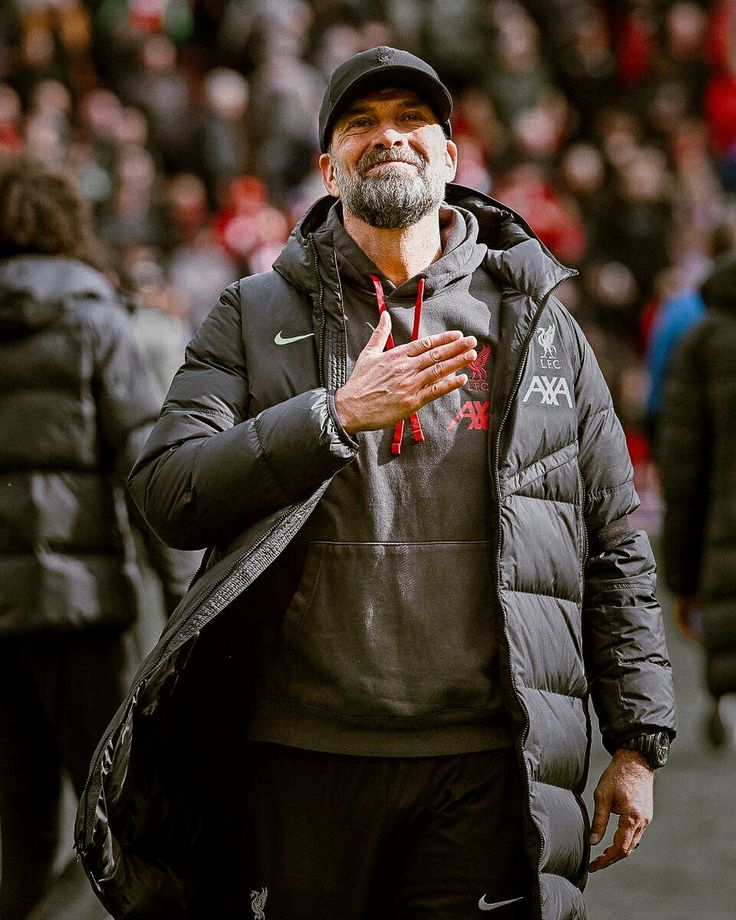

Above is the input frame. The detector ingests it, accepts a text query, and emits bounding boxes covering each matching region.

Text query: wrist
[333,387,359,435]
[612,748,652,773]
[616,730,670,769]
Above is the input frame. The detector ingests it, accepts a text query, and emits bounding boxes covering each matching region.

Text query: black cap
[318,46,453,152]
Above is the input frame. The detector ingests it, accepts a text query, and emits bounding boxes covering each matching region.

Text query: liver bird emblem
[250,887,268,919]
[469,343,491,380]
[537,323,557,357]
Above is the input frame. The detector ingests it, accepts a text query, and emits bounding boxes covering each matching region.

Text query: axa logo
[537,322,562,369]
[468,343,491,392]
[448,400,489,430]
[522,375,572,408]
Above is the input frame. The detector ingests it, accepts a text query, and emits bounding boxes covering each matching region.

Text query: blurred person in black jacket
[0,152,190,920]
[658,251,736,747]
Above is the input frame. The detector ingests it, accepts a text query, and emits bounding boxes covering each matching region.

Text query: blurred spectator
[9,24,66,107]
[544,2,616,133]
[168,227,240,331]
[196,67,251,201]
[557,141,608,254]
[383,0,491,92]
[213,174,289,272]
[118,32,194,172]
[0,83,22,151]
[246,47,323,203]
[658,251,736,747]
[97,144,170,259]
[486,2,553,128]
[669,118,725,281]
[645,220,736,444]
[595,144,674,327]
[494,162,588,265]
[0,152,189,920]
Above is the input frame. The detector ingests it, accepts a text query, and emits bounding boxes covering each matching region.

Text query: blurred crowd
[2,0,736,454]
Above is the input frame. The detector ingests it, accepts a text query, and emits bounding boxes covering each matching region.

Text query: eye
[402,110,429,124]
[346,116,373,130]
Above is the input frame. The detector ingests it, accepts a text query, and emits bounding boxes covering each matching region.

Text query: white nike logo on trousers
[274,330,314,345]
[478,895,524,911]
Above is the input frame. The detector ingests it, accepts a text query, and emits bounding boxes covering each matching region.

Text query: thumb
[365,310,392,352]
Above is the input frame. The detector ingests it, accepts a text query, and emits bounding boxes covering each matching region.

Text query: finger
[417,349,478,390]
[589,816,639,872]
[417,372,469,406]
[588,845,619,872]
[404,329,468,357]
[413,336,478,372]
[611,814,638,859]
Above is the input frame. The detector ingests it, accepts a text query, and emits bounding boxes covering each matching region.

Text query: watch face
[654,732,670,767]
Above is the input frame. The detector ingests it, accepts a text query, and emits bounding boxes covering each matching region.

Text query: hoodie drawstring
[370,274,425,455]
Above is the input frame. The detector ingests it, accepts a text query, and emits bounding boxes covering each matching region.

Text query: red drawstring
[370,274,426,455]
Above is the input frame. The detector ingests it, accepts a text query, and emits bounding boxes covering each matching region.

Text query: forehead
[338,86,434,117]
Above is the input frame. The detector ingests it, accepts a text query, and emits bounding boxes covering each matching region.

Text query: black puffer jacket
[658,254,736,696]
[75,188,676,920]
[0,255,188,635]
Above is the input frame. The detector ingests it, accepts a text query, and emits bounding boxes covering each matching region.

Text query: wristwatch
[619,731,670,769]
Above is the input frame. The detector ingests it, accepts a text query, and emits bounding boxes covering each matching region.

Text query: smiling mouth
[364,160,419,175]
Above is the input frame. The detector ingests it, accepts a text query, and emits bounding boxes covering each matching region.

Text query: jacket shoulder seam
[587,480,631,500]
[505,586,581,603]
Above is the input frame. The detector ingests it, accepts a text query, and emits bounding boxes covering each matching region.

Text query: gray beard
[332,154,445,229]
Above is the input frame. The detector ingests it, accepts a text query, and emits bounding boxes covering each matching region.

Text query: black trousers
[0,632,130,920]
[219,743,532,920]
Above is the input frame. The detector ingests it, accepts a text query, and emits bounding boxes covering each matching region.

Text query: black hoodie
[247,204,513,756]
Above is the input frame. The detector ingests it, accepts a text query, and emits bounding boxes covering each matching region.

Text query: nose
[372,119,406,148]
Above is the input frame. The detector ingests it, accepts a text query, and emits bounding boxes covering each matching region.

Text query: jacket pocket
[272,540,499,721]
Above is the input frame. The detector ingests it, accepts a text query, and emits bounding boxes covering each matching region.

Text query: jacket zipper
[577,466,589,586]
[491,277,573,920]
[308,234,327,389]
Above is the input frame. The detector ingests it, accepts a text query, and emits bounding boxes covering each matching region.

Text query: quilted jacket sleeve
[656,324,710,597]
[561,305,676,751]
[128,285,358,550]
[89,299,203,601]
[90,299,161,473]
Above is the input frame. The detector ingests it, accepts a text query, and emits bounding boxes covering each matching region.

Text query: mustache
[358,148,426,176]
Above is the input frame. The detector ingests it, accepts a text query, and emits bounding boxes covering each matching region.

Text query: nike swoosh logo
[478,895,524,911]
[274,331,315,345]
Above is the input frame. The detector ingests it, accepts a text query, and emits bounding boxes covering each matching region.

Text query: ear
[445,139,458,182]
[319,152,341,197]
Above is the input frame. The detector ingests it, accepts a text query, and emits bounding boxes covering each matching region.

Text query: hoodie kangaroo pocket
[273,540,498,721]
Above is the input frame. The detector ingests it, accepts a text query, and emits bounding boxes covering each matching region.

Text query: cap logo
[377,48,395,65]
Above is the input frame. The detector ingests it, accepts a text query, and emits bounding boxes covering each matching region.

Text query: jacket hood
[273,183,574,303]
[0,255,118,339]
[699,251,736,315]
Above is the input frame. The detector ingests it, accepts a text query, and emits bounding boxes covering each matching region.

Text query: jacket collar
[272,185,577,393]
[274,184,575,305]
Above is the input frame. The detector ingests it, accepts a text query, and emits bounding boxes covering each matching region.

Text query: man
[76,47,676,920]
[658,252,736,746]
[0,153,192,920]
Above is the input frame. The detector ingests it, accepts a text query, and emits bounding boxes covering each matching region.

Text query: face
[320,87,457,229]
